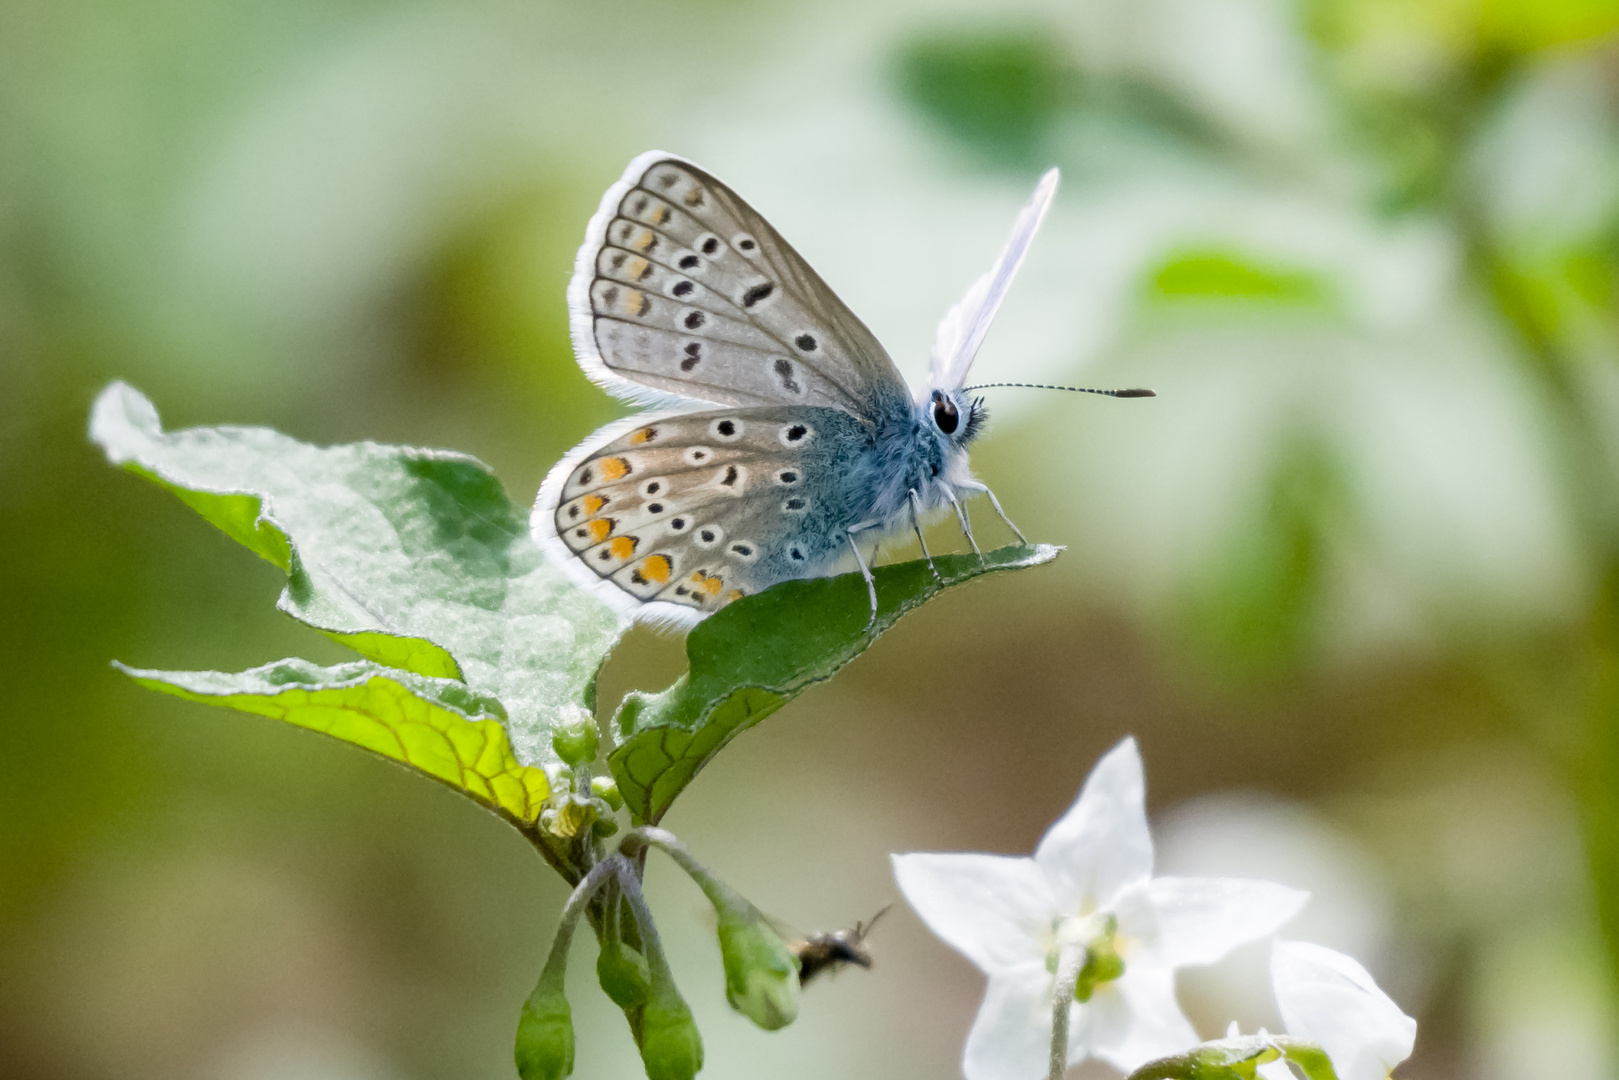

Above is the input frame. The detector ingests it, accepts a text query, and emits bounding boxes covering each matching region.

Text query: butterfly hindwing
[542,406,866,620]
[571,152,912,421]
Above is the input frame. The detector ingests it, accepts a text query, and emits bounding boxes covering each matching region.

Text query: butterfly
[533,151,1148,627]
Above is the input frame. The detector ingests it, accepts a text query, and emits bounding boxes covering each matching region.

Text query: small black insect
[790,906,889,988]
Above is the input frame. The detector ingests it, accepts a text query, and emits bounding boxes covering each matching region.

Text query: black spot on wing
[743,282,774,307]
[774,358,801,394]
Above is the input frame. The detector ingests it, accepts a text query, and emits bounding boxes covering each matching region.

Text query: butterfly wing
[569,151,912,420]
[533,405,869,627]
[927,168,1060,393]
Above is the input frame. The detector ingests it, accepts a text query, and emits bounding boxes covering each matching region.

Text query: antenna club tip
[1116,388,1156,398]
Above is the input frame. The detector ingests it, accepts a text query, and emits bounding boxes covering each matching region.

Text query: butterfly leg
[907,489,942,583]
[959,480,1028,545]
[945,489,983,564]
[846,523,880,622]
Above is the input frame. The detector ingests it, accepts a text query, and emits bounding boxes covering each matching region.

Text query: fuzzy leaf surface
[90,381,622,768]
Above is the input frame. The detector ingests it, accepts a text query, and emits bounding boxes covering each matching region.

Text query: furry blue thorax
[851,389,987,530]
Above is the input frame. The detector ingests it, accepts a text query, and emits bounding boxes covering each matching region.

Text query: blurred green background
[5,1,1619,1078]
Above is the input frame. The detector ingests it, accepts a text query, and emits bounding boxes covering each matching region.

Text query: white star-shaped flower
[1255,941,1416,1080]
[893,738,1308,1080]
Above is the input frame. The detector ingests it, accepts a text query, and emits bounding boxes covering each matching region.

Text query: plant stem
[615,860,678,986]
[1049,942,1086,1080]
[538,856,623,987]
[622,826,748,914]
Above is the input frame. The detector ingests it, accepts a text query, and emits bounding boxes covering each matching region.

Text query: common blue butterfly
[533,151,1148,627]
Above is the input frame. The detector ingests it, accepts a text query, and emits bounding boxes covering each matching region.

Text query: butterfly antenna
[962,382,1155,398]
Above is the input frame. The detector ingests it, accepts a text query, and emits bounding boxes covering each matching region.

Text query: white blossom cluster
[894,739,1415,1080]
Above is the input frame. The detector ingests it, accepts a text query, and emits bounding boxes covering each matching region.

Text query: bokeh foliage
[5,1,1619,1078]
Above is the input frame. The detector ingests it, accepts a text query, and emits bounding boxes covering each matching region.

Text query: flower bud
[551,709,599,767]
[591,775,623,810]
[596,939,651,1009]
[541,795,598,840]
[592,816,620,838]
[1125,1035,1287,1080]
[637,987,704,1080]
[716,912,801,1030]
[513,981,574,1080]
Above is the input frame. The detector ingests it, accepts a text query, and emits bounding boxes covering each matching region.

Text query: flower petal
[1272,940,1416,1080]
[962,965,1057,1080]
[1085,965,1200,1072]
[892,853,1055,972]
[1128,877,1308,967]
[1035,737,1154,912]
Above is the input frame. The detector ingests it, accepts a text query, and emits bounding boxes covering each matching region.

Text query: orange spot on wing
[583,495,606,515]
[725,589,743,603]
[609,536,637,561]
[702,575,723,598]
[630,427,657,445]
[632,230,656,252]
[625,255,650,279]
[588,519,612,542]
[599,457,629,481]
[641,555,672,584]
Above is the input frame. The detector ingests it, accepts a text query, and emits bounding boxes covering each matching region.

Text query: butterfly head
[928,388,988,447]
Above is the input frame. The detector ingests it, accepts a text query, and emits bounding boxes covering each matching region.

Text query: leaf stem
[1049,940,1086,1080]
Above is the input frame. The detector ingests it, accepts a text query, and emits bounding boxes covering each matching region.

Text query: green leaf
[895,27,1071,164]
[117,658,554,825]
[1148,249,1333,307]
[608,544,1060,823]
[90,382,622,769]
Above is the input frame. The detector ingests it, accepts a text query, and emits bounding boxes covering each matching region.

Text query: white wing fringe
[926,168,1060,395]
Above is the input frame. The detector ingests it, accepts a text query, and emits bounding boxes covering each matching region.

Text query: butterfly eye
[932,392,960,435]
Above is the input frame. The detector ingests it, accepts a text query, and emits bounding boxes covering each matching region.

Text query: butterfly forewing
[553,406,862,615]
[579,156,911,421]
